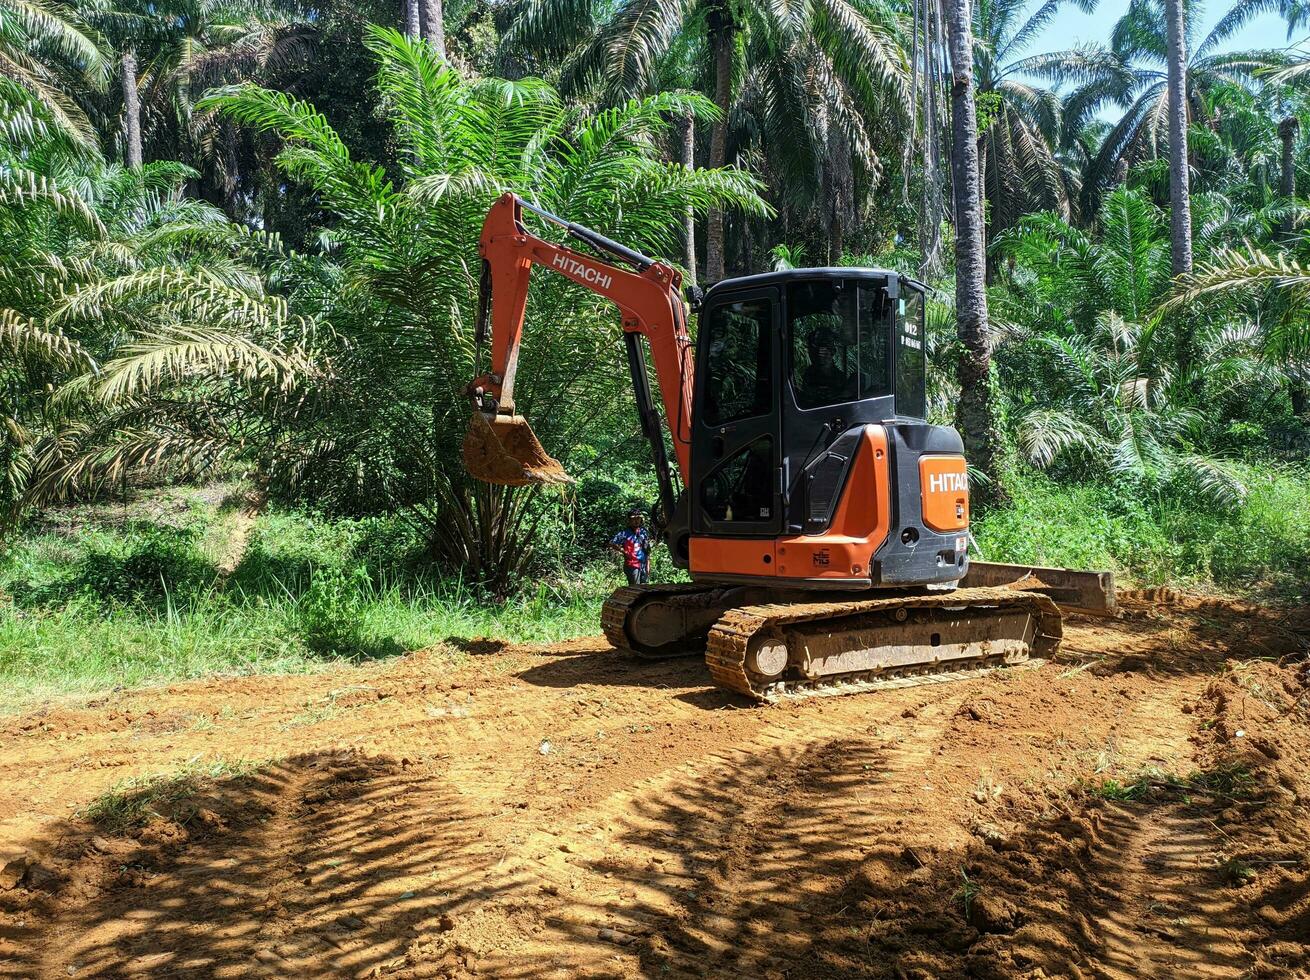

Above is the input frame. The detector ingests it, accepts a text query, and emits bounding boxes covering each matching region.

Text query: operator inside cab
[789,280,891,410]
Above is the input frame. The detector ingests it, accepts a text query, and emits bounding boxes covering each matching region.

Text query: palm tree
[992,188,1260,503]
[191,28,768,589]
[0,113,292,518]
[946,0,1004,499]
[119,44,141,165]
[1031,0,1287,214]
[420,0,443,56]
[1167,238,1310,415]
[971,0,1093,248]
[1011,311,1251,502]
[0,0,106,144]
[1165,0,1193,275]
[1280,114,1299,236]
[81,0,315,195]
[505,0,907,279]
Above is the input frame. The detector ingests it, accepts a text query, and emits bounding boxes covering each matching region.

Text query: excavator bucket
[462,411,571,486]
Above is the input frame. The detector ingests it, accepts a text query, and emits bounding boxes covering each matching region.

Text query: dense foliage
[0,0,1308,596]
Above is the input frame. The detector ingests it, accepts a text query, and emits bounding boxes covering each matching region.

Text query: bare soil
[1,592,1308,978]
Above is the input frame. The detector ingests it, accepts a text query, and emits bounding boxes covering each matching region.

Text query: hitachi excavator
[464,193,1114,701]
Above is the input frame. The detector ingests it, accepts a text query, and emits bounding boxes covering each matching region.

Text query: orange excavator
[464,193,1113,701]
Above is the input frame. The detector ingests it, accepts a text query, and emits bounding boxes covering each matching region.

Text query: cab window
[701,298,772,426]
[895,288,926,418]
[701,437,774,523]
[789,280,891,410]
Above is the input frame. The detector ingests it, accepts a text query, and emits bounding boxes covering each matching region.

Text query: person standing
[609,509,651,585]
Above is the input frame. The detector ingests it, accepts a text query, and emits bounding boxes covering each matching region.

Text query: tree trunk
[824,113,851,266]
[121,49,143,169]
[421,0,445,56]
[1280,116,1299,238]
[1291,380,1308,420]
[945,0,1004,502]
[682,112,697,287]
[404,0,420,39]
[978,131,991,283]
[1165,0,1192,277]
[705,9,733,283]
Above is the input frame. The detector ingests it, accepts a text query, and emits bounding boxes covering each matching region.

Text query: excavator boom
[463,193,693,516]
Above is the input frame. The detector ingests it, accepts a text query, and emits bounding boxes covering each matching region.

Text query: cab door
[690,287,782,537]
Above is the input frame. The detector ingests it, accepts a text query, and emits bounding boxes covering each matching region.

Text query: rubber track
[601,582,721,659]
[705,587,1063,702]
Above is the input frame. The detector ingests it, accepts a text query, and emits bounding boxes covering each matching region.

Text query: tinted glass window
[857,284,891,400]
[701,437,774,523]
[702,298,772,425]
[895,288,926,418]
[789,280,891,409]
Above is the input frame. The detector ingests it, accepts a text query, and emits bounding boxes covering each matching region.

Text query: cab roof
[702,267,928,302]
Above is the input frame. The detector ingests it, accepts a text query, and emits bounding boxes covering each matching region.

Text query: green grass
[0,493,620,713]
[1078,764,1257,804]
[0,580,607,713]
[2,460,1306,714]
[974,464,1310,597]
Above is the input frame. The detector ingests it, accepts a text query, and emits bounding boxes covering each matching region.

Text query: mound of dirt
[1194,659,1310,978]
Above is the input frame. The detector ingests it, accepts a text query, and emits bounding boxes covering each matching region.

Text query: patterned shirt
[610,528,651,569]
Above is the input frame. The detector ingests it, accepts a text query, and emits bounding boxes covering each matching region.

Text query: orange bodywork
[470,193,696,480]
[918,455,970,533]
[689,426,892,583]
[688,537,777,578]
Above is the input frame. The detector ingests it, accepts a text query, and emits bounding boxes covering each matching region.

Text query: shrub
[296,564,374,656]
[73,526,216,608]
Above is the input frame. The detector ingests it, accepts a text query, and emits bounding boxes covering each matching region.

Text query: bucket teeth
[462,412,571,486]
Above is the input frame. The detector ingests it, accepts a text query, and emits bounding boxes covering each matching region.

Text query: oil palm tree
[505,0,907,279]
[1028,0,1287,214]
[0,0,107,144]
[80,0,314,196]
[191,27,768,588]
[0,112,295,519]
[1167,235,1310,414]
[1165,0,1193,274]
[945,0,1004,499]
[993,188,1259,502]
[971,0,1094,246]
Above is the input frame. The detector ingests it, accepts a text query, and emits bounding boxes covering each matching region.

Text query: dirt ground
[1,591,1308,979]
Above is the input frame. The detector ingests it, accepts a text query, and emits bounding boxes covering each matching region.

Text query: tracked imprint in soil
[0,594,1307,978]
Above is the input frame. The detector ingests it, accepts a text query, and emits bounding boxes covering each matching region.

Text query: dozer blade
[462,411,571,487]
[960,561,1115,617]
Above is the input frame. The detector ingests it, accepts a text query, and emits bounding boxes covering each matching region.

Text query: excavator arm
[464,193,695,526]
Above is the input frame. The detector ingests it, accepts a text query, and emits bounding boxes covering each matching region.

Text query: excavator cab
[665,268,966,591]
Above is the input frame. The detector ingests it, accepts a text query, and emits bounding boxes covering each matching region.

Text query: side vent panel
[803,429,863,533]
